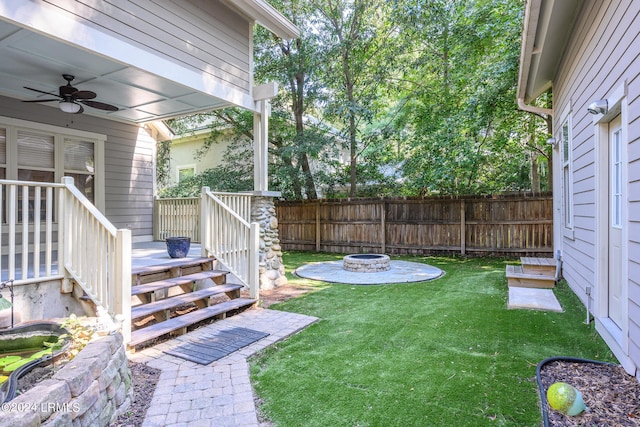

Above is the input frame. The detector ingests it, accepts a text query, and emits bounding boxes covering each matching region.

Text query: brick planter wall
[0,332,132,426]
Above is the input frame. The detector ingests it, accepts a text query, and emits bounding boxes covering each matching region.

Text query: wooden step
[520,257,557,277]
[131,270,229,296]
[131,284,244,320]
[132,257,217,285]
[131,257,215,276]
[506,265,555,288]
[128,298,256,348]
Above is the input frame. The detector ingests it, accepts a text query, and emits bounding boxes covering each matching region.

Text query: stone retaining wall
[0,332,132,426]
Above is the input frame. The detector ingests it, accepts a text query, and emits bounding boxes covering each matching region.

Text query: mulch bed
[538,359,640,426]
[113,362,161,427]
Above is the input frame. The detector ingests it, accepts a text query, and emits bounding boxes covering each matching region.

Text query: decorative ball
[547,382,587,416]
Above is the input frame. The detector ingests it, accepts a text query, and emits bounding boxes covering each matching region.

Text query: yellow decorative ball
[547,382,587,416]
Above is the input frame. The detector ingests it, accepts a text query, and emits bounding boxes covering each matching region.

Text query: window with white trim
[561,117,573,229]
[611,127,622,228]
[0,117,105,207]
[177,165,195,183]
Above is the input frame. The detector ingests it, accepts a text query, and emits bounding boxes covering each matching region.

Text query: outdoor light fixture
[59,100,81,114]
[587,99,608,115]
[546,137,558,146]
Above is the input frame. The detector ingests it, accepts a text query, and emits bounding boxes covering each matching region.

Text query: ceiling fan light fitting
[59,100,81,113]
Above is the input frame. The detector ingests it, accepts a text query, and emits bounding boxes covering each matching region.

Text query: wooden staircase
[505,256,558,289]
[128,257,256,349]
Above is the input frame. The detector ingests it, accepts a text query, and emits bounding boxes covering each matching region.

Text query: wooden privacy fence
[276,193,553,257]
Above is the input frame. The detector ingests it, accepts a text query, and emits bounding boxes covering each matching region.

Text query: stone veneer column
[251,193,287,291]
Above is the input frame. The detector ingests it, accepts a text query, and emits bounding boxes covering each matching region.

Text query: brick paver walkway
[127,308,318,427]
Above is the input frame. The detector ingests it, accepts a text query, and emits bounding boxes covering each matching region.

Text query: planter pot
[166,236,191,258]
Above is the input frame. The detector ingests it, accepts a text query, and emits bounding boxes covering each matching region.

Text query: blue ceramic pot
[166,236,191,258]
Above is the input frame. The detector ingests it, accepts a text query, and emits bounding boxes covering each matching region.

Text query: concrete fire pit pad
[294,260,444,285]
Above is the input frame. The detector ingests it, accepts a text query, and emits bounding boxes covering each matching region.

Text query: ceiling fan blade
[24,86,61,98]
[72,90,97,100]
[22,99,60,103]
[80,100,119,111]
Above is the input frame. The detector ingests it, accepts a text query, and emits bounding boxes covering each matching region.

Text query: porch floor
[132,241,203,269]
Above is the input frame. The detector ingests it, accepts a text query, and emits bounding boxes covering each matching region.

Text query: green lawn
[250,252,615,427]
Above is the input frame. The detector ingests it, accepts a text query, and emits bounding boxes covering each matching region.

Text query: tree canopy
[159,0,552,200]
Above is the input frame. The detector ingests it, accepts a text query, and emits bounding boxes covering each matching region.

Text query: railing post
[59,177,74,293]
[249,222,260,300]
[201,187,210,257]
[114,229,132,344]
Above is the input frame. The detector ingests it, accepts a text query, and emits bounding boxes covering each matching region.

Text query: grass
[250,252,616,427]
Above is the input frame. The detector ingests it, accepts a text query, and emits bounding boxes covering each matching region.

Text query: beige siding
[45,0,252,93]
[0,95,155,240]
[169,132,236,185]
[553,0,640,369]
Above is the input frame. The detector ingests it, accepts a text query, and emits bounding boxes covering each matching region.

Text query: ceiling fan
[23,74,119,114]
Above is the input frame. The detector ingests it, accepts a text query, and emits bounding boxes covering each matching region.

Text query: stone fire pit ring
[343,254,391,273]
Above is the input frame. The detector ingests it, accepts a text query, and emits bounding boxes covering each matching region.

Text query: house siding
[44,0,252,94]
[553,0,640,373]
[0,95,155,240]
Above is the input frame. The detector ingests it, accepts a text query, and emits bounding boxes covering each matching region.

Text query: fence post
[250,222,260,300]
[114,229,132,344]
[153,197,159,240]
[460,199,466,255]
[381,200,386,254]
[315,201,321,252]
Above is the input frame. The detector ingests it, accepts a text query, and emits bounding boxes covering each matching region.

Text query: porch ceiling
[0,20,232,124]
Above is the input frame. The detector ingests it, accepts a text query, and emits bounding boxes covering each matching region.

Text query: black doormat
[164,327,269,364]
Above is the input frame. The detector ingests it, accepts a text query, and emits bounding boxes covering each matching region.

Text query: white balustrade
[0,177,131,343]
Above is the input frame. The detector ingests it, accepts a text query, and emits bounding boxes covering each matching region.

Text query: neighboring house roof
[517,0,582,103]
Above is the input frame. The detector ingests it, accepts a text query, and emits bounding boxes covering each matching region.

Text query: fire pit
[343,254,391,273]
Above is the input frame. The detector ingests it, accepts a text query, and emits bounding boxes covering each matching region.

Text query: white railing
[212,192,253,223]
[0,180,62,283]
[154,197,200,242]
[0,177,131,343]
[201,187,259,300]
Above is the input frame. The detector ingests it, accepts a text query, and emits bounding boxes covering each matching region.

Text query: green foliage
[251,252,615,426]
[57,314,94,359]
[161,0,551,199]
[156,139,172,188]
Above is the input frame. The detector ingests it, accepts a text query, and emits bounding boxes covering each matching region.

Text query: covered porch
[0,0,298,346]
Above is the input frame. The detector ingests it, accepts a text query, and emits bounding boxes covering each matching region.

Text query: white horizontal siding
[44,0,252,93]
[0,95,154,240]
[553,0,640,372]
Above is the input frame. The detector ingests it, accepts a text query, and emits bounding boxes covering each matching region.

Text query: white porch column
[253,100,270,192]
[253,82,277,192]
[250,83,287,290]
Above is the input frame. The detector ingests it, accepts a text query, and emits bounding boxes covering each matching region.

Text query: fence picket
[276,193,553,257]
